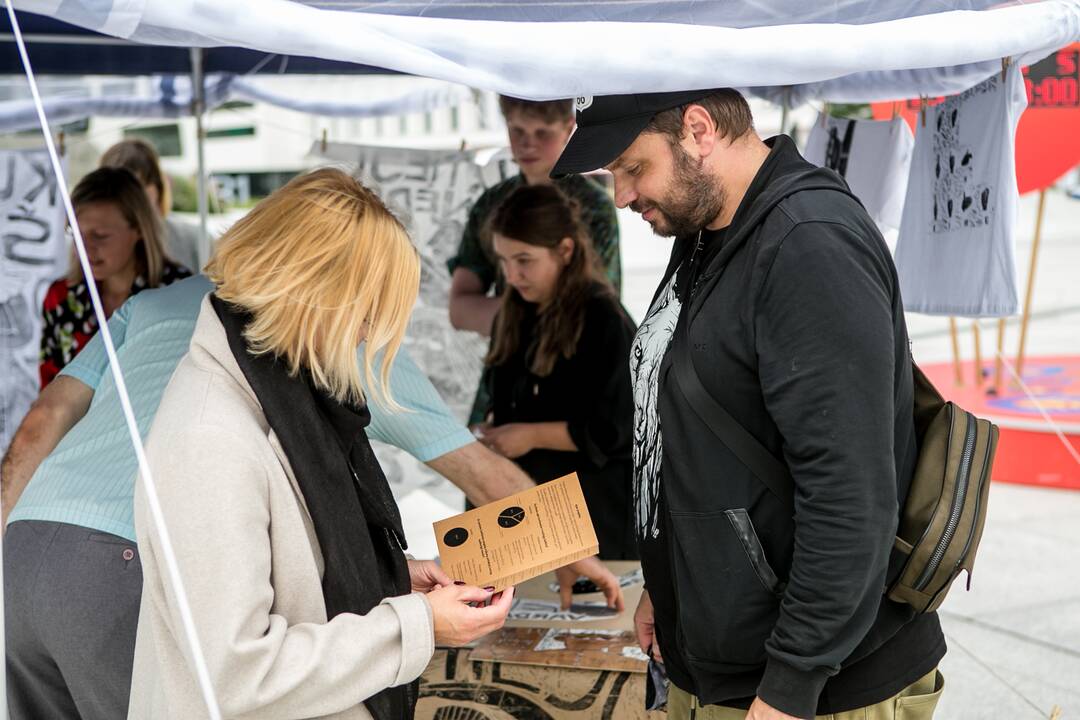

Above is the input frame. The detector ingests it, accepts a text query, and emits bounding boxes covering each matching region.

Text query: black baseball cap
[550,90,713,178]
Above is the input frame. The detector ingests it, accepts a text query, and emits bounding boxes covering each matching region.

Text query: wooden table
[416,562,662,719]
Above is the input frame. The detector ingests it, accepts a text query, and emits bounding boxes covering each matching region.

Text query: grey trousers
[4,520,142,720]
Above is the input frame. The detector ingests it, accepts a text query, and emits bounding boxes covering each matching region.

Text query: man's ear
[683,104,718,159]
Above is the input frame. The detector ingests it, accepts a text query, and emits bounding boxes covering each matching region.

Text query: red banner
[871,44,1080,195]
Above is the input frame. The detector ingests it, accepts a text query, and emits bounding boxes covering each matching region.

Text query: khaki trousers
[666,669,944,720]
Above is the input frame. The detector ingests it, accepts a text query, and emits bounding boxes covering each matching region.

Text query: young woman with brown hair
[479,184,637,560]
[99,138,201,271]
[38,166,189,387]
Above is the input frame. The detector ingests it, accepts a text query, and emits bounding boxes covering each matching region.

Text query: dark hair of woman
[485,184,612,377]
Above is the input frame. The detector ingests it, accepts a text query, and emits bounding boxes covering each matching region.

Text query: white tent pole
[191,47,210,266]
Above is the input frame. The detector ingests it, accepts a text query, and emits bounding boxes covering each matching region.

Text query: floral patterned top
[39,260,191,388]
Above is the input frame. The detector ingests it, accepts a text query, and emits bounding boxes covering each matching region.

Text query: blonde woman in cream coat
[129,169,513,720]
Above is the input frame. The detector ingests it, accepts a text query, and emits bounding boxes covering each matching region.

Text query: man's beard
[634,142,726,238]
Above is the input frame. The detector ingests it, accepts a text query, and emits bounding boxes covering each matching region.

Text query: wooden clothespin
[891,101,900,121]
[1001,56,1011,82]
[58,130,66,157]
[320,128,328,154]
[919,96,928,128]
[820,102,830,126]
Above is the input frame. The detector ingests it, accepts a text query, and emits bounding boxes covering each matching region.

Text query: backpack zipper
[948,425,993,590]
[913,414,977,591]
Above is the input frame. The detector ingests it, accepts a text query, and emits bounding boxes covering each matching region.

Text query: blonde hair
[67,166,168,286]
[99,138,172,217]
[205,168,419,407]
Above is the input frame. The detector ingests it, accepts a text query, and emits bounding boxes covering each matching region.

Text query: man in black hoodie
[551,90,946,719]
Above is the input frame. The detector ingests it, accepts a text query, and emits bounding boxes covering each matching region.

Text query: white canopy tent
[0,74,477,132]
[14,0,1080,101]
[5,2,1080,718]
[10,0,1080,258]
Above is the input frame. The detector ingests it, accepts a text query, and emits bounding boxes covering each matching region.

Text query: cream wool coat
[129,297,434,720]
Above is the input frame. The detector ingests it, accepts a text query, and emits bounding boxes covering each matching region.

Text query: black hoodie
[637,135,945,717]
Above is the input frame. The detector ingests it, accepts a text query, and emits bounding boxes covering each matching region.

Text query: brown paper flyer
[433,473,599,591]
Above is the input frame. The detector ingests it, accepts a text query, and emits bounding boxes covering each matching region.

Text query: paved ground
[399,186,1080,719]
[935,482,1080,719]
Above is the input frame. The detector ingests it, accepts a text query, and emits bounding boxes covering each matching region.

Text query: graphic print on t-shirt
[630,273,681,540]
[896,62,1025,318]
[825,119,856,176]
[932,78,999,232]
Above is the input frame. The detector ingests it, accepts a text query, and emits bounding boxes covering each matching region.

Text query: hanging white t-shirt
[804,114,914,233]
[895,63,1026,318]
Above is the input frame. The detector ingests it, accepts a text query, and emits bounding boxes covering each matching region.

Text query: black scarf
[211,295,415,720]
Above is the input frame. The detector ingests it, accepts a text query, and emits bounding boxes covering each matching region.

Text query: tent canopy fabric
[11,0,1080,102]
[0,11,390,75]
[293,0,1044,26]
[0,73,476,132]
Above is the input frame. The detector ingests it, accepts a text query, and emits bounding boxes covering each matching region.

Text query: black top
[488,284,638,560]
[638,135,945,717]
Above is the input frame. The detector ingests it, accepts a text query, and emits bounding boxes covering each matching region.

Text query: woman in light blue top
[5,274,471,720]
[2,275,624,720]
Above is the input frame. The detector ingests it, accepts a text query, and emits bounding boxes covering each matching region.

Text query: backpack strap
[667,172,867,516]
[670,316,796,515]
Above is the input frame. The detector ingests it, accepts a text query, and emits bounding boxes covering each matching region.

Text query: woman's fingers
[451,584,496,605]
[429,584,514,646]
[490,586,515,611]
[409,559,449,592]
[471,586,515,631]
[425,561,453,588]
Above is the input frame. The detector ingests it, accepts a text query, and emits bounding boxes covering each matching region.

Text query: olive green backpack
[886,363,998,612]
[673,333,1000,614]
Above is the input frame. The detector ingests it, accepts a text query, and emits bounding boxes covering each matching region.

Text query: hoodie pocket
[669,508,782,670]
[724,509,786,597]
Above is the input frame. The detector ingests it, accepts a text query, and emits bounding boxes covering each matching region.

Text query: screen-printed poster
[314,141,513,499]
[1,149,68,455]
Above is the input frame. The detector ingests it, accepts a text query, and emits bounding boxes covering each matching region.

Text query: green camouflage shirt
[447,173,621,293]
